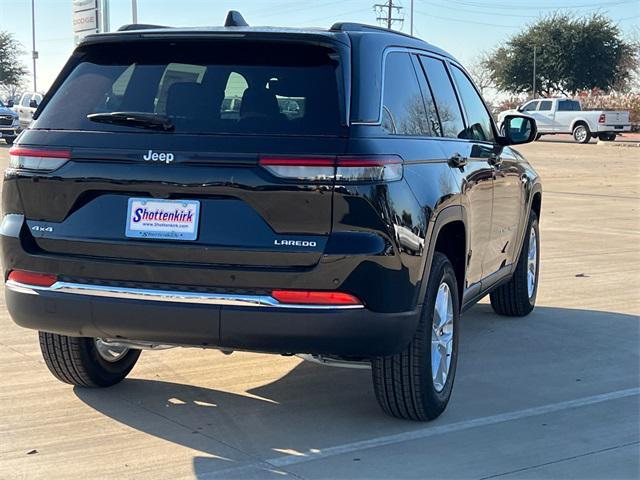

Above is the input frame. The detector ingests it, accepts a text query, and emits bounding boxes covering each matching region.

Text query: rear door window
[34,40,345,136]
[557,100,580,111]
[418,56,465,139]
[538,100,552,111]
[381,52,433,136]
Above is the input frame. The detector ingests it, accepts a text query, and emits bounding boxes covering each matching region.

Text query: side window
[154,63,206,114]
[381,52,432,136]
[538,100,552,111]
[419,56,465,139]
[450,65,495,143]
[558,100,580,111]
[221,72,248,120]
[94,64,135,113]
[522,101,539,112]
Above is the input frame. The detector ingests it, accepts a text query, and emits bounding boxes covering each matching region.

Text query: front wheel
[573,124,591,143]
[372,252,459,421]
[39,332,141,387]
[3,137,14,145]
[490,211,540,316]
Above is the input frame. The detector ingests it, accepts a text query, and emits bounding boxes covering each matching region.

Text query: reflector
[8,270,58,287]
[272,290,362,306]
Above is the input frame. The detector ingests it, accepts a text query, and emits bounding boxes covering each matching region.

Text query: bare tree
[468,53,493,96]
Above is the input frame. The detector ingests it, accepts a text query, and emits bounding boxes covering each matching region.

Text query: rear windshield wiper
[87,112,174,131]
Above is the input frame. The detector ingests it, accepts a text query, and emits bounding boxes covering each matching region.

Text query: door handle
[448,152,467,168]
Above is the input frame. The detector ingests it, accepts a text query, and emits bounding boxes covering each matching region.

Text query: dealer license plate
[125,198,200,241]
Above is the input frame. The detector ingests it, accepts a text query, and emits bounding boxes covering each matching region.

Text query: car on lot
[2,12,542,421]
[14,91,43,129]
[0,99,20,145]
[499,98,631,143]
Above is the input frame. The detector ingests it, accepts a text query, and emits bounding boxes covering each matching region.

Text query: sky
[0,0,638,94]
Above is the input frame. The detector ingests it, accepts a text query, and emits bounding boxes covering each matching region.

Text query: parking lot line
[211,387,640,477]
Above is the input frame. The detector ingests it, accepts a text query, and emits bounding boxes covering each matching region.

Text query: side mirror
[499,115,537,146]
[29,99,39,108]
[6,100,14,108]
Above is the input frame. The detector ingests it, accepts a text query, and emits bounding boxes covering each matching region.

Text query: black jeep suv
[2,13,541,421]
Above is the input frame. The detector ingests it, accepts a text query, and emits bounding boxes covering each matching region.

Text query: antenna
[224,10,249,27]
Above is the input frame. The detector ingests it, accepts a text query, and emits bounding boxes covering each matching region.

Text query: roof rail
[117,23,170,32]
[330,22,415,39]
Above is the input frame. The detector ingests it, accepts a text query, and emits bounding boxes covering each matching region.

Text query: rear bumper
[596,124,631,133]
[4,280,419,356]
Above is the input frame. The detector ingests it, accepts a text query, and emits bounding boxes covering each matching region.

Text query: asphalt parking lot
[0,140,638,479]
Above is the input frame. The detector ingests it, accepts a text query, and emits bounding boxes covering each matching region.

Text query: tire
[598,132,616,142]
[490,211,540,316]
[4,138,14,145]
[39,332,141,387]
[372,252,459,421]
[572,123,591,143]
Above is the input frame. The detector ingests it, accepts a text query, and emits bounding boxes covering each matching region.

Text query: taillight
[598,114,606,124]
[259,155,403,182]
[7,270,58,287]
[8,147,70,171]
[272,290,363,306]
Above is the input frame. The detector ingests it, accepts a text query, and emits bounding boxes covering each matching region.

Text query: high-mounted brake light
[9,147,71,172]
[598,113,606,124]
[272,290,363,306]
[259,155,403,182]
[7,270,58,287]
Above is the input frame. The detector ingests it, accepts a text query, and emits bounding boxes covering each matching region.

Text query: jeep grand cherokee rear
[2,17,541,421]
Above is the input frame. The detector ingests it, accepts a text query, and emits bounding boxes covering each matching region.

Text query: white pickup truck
[499,98,631,143]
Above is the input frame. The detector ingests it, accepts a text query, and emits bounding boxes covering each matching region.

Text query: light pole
[132,0,138,23]
[31,0,37,92]
[532,45,537,99]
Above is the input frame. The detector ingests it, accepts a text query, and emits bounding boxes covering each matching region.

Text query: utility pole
[132,0,138,23]
[410,0,414,36]
[374,0,404,30]
[532,45,537,99]
[31,0,37,92]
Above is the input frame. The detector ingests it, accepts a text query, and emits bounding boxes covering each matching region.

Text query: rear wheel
[490,211,539,316]
[573,123,591,143]
[39,332,141,387]
[372,252,459,421]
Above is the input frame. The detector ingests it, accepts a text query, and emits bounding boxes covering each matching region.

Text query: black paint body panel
[1,28,541,355]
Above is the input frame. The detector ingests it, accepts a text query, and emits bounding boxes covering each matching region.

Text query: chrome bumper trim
[5,280,364,310]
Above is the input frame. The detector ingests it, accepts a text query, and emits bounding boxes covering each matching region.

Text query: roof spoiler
[117,23,170,31]
[224,10,248,27]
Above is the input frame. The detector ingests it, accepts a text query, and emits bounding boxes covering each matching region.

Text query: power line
[414,9,519,28]
[418,0,536,18]
[374,0,405,29]
[446,0,637,11]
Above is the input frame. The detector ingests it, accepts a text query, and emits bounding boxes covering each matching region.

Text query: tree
[485,14,639,97]
[0,31,28,94]
[468,53,493,96]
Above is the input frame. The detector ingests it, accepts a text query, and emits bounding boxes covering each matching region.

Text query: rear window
[35,40,345,136]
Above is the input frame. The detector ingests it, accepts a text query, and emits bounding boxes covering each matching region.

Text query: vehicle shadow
[73,304,639,478]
